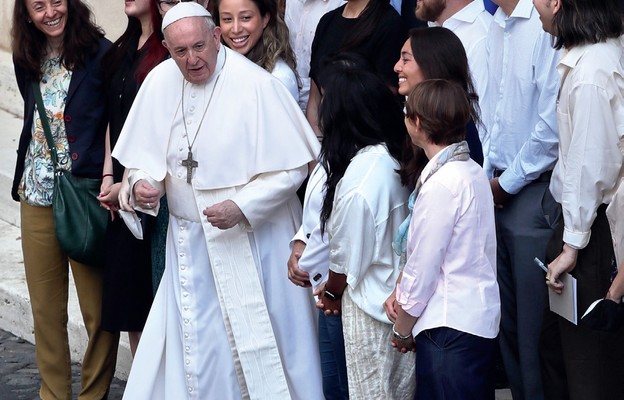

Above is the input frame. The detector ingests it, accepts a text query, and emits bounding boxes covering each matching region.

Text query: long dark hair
[399,27,480,188]
[552,0,623,50]
[102,1,167,85]
[213,0,298,75]
[318,54,406,233]
[11,0,104,80]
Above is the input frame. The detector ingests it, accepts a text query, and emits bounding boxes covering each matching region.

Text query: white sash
[196,187,291,400]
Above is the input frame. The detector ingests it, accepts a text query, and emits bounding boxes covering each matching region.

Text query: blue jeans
[318,310,348,399]
[415,327,495,400]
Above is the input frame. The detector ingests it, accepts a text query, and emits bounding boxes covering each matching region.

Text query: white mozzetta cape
[113,47,319,189]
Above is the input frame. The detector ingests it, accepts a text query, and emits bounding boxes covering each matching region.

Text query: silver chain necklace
[180,51,225,183]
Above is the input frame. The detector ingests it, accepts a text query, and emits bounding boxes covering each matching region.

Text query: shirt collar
[558,44,587,72]
[494,0,534,25]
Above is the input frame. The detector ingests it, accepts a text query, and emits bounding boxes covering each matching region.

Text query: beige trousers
[342,291,416,399]
[20,202,119,400]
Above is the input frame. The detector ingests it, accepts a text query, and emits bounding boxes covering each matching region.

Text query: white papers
[581,298,602,320]
[548,272,578,325]
[119,210,144,240]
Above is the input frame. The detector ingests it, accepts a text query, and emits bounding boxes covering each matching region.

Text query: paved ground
[0,329,126,400]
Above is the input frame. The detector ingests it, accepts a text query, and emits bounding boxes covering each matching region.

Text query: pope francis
[112,3,323,399]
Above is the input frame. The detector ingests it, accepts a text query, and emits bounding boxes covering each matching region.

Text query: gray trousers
[496,180,560,400]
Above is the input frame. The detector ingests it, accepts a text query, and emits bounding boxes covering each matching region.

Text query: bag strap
[31,81,59,168]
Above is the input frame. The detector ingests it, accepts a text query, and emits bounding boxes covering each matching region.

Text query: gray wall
[0,0,126,51]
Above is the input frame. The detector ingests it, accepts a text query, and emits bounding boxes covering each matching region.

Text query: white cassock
[113,47,323,400]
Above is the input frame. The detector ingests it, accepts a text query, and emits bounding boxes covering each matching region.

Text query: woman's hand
[97,176,118,219]
[288,240,311,287]
[314,283,342,316]
[384,288,399,323]
[391,334,416,353]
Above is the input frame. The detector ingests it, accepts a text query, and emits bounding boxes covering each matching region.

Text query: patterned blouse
[19,56,72,206]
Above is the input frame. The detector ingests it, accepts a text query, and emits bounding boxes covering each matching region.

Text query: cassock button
[186,359,190,365]
[184,319,189,324]
[189,106,195,112]
[188,387,193,393]
[64,115,72,122]
[181,266,186,270]
[71,153,79,161]
[185,346,190,351]
[184,333,189,338]
[67,135,76,143]
[183,292,189,297]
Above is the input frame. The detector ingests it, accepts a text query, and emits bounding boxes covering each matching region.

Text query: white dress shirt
[396,150,500,339]
[429,0,492,101]
[550,37,624,249]
[292,164,329,290]
[285,0,345,112]
[328,144,409,323]
[271,58,299,101]
[481,0,559,194]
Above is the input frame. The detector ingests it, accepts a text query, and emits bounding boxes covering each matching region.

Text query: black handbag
[32,82,107,267]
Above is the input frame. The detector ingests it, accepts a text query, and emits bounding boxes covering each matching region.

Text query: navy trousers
[415,327,496,400]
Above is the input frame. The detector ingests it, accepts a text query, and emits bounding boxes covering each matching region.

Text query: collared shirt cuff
[498,170,524,195]
[563,227,590,250]
[395,283,425,318]
[290,227,307,249]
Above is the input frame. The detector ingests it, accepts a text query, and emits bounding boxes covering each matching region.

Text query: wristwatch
[323,289,341,301]
[392,324,412,341]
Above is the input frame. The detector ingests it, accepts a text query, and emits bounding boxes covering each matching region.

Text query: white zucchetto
[162,2,212,32]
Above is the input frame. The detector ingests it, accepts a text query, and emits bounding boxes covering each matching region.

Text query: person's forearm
[324,270,348,297]
[394,305,417,337]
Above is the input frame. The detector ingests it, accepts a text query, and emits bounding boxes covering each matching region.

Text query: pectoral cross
[181,150,198,184]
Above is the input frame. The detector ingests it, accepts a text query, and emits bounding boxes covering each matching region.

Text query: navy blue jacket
[12,37,112,201]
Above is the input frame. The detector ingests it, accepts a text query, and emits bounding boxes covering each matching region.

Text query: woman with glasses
[97,0,168,358]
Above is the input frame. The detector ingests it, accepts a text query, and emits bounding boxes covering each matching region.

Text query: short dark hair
[405,79,470,147]
[552,0,623,50]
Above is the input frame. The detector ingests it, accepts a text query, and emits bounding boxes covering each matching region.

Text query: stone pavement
[0,329,126,400]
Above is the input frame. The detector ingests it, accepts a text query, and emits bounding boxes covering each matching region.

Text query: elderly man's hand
[203,200,244,229]
[133,179,160,210]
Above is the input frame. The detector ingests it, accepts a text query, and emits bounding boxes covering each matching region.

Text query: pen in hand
[534,257,548,274]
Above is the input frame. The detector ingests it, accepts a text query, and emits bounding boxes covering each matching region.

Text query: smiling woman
[10,0,118,399]
[213,0,299,99]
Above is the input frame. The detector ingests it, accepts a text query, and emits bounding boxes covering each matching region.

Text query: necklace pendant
[181,150,198,184]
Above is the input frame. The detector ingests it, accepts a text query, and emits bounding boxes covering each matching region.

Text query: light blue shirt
[481,0,559,194]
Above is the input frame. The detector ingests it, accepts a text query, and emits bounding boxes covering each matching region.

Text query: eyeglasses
[158,0,200,13]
